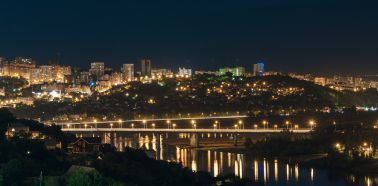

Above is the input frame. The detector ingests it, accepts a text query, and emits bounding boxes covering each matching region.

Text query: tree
[0,108,15,142]
[66,168,103,186]
[1,159,25,186]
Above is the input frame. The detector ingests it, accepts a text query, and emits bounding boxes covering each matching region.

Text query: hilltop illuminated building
[178,67,192,77]
[29,65,72,84]
[89,62,105,80]
[151,68,173,78]
[219,67,245,76]
[253,61,264,76]
[2,57,36,80]
[122,64,134,81]
[140,59,152,77]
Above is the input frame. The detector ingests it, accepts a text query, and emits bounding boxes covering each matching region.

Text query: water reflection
[254,160,258,181]
[274,160,278,182]
[116,134,377,186]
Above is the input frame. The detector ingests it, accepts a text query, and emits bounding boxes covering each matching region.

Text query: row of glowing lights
[0,99,27,105]
[335,142,373,152]
[56,111,244,122]
[139,74,191,80]
[65,119,316,129]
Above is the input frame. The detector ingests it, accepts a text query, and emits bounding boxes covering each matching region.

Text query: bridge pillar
[103,133,108,143]
[234,133,238,146]
[190,133,199,148]
[113,132,117,147]
[103,132,116,146]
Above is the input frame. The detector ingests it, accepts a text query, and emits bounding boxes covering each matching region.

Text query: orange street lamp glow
[335,143,341,148]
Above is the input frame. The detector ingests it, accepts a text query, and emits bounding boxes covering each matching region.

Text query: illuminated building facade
[2,57,36,80]
[140,59,152,77]
[89,62,105,80]
[219,67,245,76]
[253,62,264,76]
[123,64,134,81]
[151,68,173,77]
[178,67,192,77]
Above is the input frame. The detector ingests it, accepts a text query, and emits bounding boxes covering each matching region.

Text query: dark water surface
[112,133,377,186]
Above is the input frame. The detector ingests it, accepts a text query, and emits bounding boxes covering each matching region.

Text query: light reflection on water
[114,134,377,186]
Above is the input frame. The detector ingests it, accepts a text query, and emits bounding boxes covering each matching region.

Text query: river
[112,133,377,186]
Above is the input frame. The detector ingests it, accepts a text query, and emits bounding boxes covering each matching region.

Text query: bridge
[52,115,312,134]
[61,128,311,133]
[61,127,311,147]
[50,115,249,125]
[52,115,312,147]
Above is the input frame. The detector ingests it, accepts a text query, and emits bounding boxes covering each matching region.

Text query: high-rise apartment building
[253,61,264,76]
[178,67,192,77]
[123,64,134,81]
[140,59,151,77]
[89,62,105,80]
[2,57,36,80]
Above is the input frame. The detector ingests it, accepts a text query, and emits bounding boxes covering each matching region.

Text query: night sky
[0,0,378,75]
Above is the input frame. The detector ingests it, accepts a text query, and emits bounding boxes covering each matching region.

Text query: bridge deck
[50,115,249,125]
[62,128,311,133]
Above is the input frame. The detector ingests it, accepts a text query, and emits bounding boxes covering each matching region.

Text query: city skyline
[2,1,378,185]
[0,1,378,75]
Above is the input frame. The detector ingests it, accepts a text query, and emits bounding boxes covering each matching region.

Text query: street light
[151,123,156,128]
[166,120,171,129]
[238,120,243,129]
[234,124,239,130]
[213,124,217,129]
[335,143,341,148]
[110,123,113,129]
[172,123,176,129]
[142,120,147,129]
[191,120,196,129]
[285,121,290,129]
[118,119,123,128]
[309,120,316,130]
[131,123,135,128]
[262,120,268,129]
[214,120,220,129]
